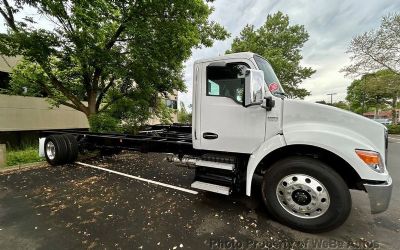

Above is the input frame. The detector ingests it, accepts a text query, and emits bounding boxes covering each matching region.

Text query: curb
[0,161,48,174]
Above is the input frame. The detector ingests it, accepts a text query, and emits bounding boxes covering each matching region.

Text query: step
[195,172,233,186]
[191,181,231,195]
[195,160,234,171]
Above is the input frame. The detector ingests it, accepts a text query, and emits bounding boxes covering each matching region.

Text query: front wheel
[262,156,351,233]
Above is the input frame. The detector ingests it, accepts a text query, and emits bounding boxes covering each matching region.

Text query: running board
[191,181,231,195]
[195,160,234,171]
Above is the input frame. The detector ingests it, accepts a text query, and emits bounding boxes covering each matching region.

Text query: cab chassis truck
[39,52,393,233]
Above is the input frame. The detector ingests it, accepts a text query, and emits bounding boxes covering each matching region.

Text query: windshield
[254,55,285,96]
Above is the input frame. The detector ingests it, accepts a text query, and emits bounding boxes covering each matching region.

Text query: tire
[44,135,69,166]
[261,156,351,233]
[62,134,79,163]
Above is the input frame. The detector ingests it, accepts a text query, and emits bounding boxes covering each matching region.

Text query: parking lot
[0,138,399,249]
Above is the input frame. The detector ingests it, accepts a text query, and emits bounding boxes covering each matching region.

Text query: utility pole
[327,93,337,105]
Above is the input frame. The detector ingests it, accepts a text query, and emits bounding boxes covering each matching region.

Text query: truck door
[198,59,266,153]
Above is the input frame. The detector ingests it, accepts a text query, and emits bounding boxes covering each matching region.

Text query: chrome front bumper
[363,176,393,214]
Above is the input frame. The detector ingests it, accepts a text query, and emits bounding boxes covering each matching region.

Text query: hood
[282,99,386,154]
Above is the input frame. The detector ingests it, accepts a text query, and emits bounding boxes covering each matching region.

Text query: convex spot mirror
[244,69,265,107]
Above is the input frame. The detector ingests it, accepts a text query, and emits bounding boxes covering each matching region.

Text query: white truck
[40,52,392,233]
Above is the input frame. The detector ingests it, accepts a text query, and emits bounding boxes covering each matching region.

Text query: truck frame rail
[40,124,197,155]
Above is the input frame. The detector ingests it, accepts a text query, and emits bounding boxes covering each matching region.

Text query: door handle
[203,132,218,140]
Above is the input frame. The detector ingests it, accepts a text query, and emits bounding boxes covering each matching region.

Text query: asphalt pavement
[0,140,399,249]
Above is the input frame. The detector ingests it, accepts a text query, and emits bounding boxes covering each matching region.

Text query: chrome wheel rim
[276,174,330,219]
[46,141,56,160]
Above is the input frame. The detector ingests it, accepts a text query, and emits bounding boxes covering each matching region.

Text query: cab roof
[194,52,256,64]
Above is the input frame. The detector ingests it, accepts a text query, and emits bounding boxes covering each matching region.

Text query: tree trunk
[87,90,98,118]
[374,96,379,119]
[392,95,398,125]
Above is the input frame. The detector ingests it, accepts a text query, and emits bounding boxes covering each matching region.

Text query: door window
[206,63,249,104]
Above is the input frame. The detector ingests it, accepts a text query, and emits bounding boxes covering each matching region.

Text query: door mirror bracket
[261,96,275,111]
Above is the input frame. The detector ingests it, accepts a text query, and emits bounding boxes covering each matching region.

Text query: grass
[388,124,400,134]
[5,147,44,167]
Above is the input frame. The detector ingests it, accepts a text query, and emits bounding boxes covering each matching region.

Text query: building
[0,55,22,90]
[363,109,400,122]
[0,94,90,147]
[148,90,178,124]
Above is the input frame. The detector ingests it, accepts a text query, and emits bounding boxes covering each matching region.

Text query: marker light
[355,150,384,173]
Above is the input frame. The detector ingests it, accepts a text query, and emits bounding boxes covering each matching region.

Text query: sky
[1,0,399,108]
[179,0,400,108]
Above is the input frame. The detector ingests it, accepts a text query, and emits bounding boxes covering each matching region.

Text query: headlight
[355,149,384,173]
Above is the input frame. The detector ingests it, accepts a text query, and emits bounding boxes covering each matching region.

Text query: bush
[88,113,121,133]
[388,124,400,134]
[177,101,192,124]
[6,147,43,166]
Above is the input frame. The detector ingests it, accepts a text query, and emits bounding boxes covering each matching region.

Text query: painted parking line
[389,137,400,143]
[76,162,198,195]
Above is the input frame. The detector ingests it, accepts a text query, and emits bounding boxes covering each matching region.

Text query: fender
[284,123,389,181]
[245,124,390,196]
[246,134,286,196]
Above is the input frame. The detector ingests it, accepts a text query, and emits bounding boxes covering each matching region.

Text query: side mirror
[244,69,265,107]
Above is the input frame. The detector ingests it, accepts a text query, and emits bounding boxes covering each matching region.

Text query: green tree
[316,100,349,110]
[332,101,349,111]
[7,59,47,97]
[177,101,191,124]
[342,13,400,124]
[370,70,400,124]
[227,11,315,99]
[342,13,400,76]
[0,0,228,121]
[346,70,400,123]
[346,78,375,114]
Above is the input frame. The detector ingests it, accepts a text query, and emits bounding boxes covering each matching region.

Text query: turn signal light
[355,150,384,173]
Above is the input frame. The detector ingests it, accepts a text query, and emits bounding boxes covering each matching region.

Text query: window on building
[165,99,177,109]
[0,71,10,90]
[206,62,249,104]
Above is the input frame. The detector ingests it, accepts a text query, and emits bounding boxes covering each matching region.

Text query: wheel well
[255,144,363,190]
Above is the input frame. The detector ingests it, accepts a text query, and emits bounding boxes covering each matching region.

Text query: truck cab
[190,52,392,232]
[192,53,282,153]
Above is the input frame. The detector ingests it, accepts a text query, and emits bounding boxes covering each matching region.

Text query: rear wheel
[62,134,79,163]
[44,135,69,166]
[261,156,351,233]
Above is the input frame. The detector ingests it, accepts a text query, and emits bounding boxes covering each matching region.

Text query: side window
[208,80,220,95]
[206,62,249,104]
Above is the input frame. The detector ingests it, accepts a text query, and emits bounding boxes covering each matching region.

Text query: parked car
[373,118,392,126]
